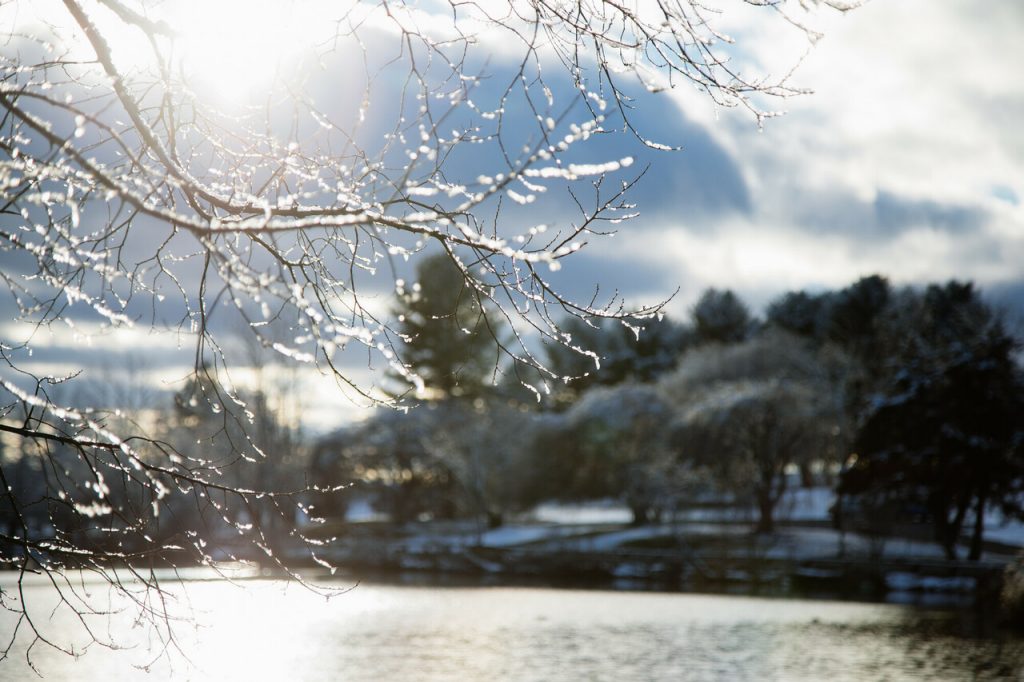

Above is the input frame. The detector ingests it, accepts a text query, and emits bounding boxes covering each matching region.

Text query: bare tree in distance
[0,0,856,668]
[662,329,848,533]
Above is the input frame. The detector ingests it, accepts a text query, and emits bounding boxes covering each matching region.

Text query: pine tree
[390,254,503,399]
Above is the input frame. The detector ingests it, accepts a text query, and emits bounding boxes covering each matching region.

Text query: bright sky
[3,0,1022,432]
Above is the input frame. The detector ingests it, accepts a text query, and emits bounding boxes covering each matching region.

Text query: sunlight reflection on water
[1,576,1021,681]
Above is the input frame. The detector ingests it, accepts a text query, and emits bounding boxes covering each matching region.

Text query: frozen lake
[1,574,1021,681]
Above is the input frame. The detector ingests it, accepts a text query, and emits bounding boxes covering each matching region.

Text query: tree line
[4,258,1018,563]
[312,257,1024,560]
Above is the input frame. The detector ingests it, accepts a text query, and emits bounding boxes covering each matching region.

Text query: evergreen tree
[825,275,893,352]
[540,315,690,407]
[390,253,502,399]
[691,288,754,345]
[766,290,830,341]
[840,282,1024,560]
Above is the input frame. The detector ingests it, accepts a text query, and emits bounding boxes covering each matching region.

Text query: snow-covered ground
[983,510,1024,547]
[764,527,951,560]
[777,486,835,521]
[534,486,836,526]
[391,519,978,563]
[395,521,604,553]
[343,498,388,523]
[528,487,1024,560]
[345,485,1024,561]
[478,525,585,548]
[531,501,633,525]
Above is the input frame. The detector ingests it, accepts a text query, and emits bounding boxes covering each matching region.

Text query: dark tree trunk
[486,510,504,529]
[968,490,987,561]
[755,493,775,534]
[755,466,786,534]
[630,505,652,526]
[799,462,815,488]
[939,530,958,560]
[935,496,968,560]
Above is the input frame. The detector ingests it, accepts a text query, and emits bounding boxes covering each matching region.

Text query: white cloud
[606,209,1024,316]
[749,0,1024,205]
[599,0,1024,311]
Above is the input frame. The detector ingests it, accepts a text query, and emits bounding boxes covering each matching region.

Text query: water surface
[0,575,1020,681]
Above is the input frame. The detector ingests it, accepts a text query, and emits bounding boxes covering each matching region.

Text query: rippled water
[1,575,1021,681]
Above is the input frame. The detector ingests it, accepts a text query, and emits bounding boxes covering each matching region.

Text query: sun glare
[100,0,330,102]
[172,1,320,100]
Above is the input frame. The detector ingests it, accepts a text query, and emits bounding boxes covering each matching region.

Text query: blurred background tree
[388,254,504,400]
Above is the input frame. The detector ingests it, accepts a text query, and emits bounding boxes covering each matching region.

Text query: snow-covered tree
[426,399,540,528]
[314,399,539,527]
[0,0,854,663]
[313,406,459,524]
[663,330,846,532]
[550,383,698,524]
